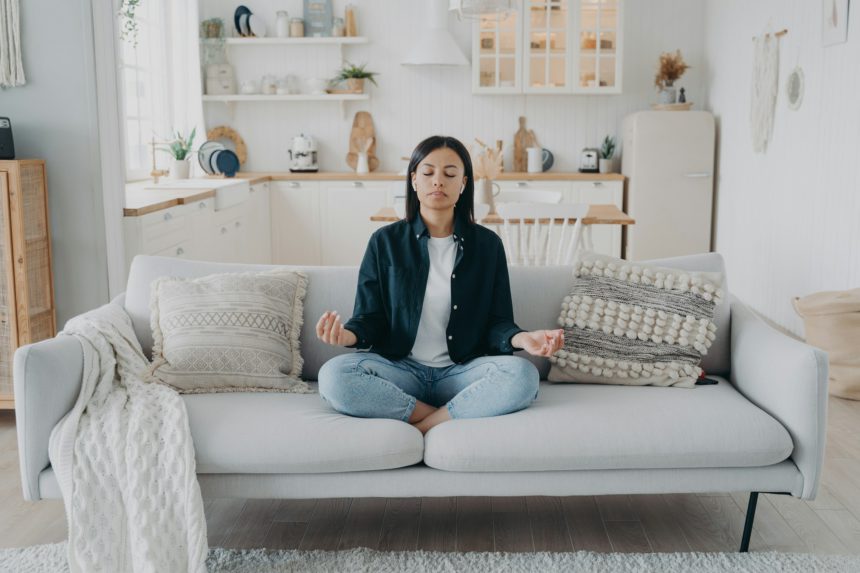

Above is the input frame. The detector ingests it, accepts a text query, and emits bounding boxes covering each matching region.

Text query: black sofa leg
[740,492,759,553]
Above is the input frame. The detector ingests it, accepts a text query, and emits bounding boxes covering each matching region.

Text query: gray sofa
[14,253,828,552]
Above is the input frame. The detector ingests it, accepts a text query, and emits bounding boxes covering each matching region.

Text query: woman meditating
[316,135,564,434]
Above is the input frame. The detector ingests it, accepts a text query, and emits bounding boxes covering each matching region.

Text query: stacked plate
[234,5,266,37]
[199,141,240,177]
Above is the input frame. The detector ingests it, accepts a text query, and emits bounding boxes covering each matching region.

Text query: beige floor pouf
[794,288,860,400]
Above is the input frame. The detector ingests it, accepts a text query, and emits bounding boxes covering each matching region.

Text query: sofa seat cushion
[183,384,424,473]
[424,377,793,472]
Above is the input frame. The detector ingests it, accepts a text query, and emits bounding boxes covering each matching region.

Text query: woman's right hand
[315,311,358,347]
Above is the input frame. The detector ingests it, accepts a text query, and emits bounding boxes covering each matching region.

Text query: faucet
[149,136,168,184]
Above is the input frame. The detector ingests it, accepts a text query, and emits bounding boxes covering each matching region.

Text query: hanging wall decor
[750,31,784,153]
[786,66,805,110]
[821,0,850,46]
[0,0,26,88]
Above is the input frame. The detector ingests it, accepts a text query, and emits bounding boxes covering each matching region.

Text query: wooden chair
[496,190,563,204]
[493,202,591,266]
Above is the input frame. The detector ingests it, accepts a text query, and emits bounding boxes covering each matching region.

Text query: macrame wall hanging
[0,0,26,88]
[749,29,787,154]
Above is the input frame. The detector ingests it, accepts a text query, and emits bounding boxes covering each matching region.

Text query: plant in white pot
[159,128,196,180]
[599,135,616,173]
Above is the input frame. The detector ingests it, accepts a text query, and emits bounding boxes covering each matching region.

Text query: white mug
[527,147,542,173]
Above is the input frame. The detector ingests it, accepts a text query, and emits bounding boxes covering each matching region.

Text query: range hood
[401,0,469,66]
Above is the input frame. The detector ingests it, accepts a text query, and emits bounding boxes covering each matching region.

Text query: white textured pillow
[149,269,313,394]
[548,251,725,388]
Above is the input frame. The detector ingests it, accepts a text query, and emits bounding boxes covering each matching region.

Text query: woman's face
[411,147,468,213]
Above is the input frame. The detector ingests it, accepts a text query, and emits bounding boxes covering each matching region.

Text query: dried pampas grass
[654,50,690,88]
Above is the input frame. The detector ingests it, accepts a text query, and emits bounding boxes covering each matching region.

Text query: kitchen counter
[125,171,626,216]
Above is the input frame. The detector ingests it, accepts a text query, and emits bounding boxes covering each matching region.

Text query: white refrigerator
[621,110,715,261]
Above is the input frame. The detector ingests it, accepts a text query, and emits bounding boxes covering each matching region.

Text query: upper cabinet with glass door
[472,7,521,93]
[574,0,622,93]
[471,0,623,95]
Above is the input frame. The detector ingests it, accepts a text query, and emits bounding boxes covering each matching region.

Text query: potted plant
[158,128,196,180]
[599,135,616,173]
[333,62,379,93]
[654,49,690,104]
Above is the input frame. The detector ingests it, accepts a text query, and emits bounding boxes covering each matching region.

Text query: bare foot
[413,405,452,435]
[408,400,437,423]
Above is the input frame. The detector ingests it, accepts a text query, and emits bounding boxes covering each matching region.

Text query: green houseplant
[599,135,616,174]
[158,128,197,180]
[333,62,379,93]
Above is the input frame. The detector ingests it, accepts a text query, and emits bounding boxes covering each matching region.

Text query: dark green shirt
[344,214,525,363]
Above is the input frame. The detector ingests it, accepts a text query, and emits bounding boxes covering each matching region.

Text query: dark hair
[405,135,475,225]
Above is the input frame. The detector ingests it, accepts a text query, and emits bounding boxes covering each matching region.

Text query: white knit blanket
[48,302,208,573]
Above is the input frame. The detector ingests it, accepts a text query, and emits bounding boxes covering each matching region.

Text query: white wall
[1,0,110,324]
[200,0,706,172]
[704,0,860,336]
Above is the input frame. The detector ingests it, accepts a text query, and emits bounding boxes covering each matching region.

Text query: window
[117,0,173,182]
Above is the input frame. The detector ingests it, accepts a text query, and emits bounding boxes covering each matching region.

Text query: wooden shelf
[219,36,369,46]
[203,94,370,102]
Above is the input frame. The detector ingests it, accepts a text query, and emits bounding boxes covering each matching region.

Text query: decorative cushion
[149,269,313,394]
[548,250,725,388]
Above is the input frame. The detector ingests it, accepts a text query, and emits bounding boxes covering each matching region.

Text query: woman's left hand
[511,329,565,357]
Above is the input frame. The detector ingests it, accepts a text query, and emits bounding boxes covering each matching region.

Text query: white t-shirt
[409,234,457,367]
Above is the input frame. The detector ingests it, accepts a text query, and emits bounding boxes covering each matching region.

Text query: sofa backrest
[124,252,730,381]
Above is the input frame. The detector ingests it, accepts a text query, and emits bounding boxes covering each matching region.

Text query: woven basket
[794,288,860,400]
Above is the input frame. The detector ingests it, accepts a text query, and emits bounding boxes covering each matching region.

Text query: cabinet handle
[289,181,300,188]
[517,181,528,188]
[235,221,241,228]
[353,181,364,187]
[198,201,207,209]
[176,247,184,256]
[591,181,603,187]
[221,227,228,234]
[163,212,173,221]
[684,172,712,178]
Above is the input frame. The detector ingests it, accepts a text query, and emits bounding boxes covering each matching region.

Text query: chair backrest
[496,190,562,204]
[493,202,590,266]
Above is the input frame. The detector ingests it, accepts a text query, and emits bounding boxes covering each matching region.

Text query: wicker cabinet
[0,160,56,409]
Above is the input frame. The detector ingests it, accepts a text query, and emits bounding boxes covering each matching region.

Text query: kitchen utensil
[346,111,379,171]
[209,149,223,174]
[541,148,554,171]
[215,149,240,177]
[579,148,600,173]
[234,5,251,36]
[513,116,538,172]
[289,133,319,172]
[198,141,225,175]
[239,13,251,36]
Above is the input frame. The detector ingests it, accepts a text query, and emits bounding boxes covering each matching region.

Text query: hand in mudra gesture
[315,311,358,347]
[511,329,565,357]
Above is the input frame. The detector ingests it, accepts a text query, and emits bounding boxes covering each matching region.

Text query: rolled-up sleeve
[344,235,389,349]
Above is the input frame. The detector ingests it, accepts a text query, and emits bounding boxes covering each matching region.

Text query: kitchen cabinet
[270,180,322,265]
[320,181,394,265]
[473,0,623,94]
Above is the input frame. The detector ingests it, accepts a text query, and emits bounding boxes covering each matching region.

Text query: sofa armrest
[13,335,84,501]
[729,296,828,500]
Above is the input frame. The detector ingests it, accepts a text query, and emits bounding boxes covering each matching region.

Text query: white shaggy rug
[2,543,859,572]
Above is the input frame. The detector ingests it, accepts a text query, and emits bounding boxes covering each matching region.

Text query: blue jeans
[317,353,540,422]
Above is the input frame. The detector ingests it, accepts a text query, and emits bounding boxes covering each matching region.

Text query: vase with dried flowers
[654,50,690,104]
[470,139,504,215]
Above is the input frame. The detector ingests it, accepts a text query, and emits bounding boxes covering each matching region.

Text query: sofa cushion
[149,269,311,393]
[183,383,424,473]
[547,250,726,387]
[423,377,793,472]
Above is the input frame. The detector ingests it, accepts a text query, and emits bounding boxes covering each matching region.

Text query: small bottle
[332,17,345,37]
[344,5,357,37]
[276,11,290,38]
[290,18,304,38]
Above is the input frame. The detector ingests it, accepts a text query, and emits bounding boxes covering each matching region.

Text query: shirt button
[452,273,456,278]
[416,234,420,239]
[448,335,453,340]
[453,304,458,310]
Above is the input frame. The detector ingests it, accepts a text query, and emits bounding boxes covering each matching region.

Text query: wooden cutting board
[513,116,538,172]
[346,111,380,171]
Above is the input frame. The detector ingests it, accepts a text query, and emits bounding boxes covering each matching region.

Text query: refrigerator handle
[683,172,712,178]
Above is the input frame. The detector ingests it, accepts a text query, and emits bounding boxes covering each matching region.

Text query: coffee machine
[289,133,319,172]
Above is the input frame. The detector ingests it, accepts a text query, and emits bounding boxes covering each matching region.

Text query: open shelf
[219,36,369,46]
[203,94,369,102]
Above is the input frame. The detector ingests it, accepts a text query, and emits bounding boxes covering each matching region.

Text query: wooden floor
[2,394,860,554]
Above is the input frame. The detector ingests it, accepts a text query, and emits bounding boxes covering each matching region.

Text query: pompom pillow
[148,269,313,394]
[548,251,725,388]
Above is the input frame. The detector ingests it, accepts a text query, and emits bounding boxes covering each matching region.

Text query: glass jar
[290,18,304,38]
[276,11,290,38]
[332,17,345,37]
